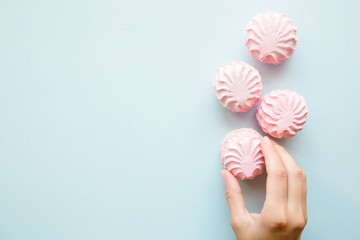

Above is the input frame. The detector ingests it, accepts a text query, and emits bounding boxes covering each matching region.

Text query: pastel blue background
[0,0,359,239]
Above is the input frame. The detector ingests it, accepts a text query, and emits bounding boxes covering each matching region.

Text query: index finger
[261,137,288,218]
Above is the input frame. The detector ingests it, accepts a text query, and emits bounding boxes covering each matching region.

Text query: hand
[221,136,307,240]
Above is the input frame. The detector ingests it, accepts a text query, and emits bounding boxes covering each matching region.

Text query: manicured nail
[263,136,272,145]
[221,171,227,183]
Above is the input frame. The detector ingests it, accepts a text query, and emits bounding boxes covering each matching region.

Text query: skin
[221,136,307,240]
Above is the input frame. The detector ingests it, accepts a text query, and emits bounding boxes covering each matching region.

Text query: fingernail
[221,171,227,183]
[263,136,272,145]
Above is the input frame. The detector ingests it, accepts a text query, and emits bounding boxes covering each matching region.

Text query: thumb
[221,170,249,227]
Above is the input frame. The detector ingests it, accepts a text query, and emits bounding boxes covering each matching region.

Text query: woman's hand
[221,136,307,240]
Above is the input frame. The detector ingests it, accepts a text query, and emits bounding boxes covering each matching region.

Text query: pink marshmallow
[245,12,298,64]
[257,90,308,138]
[213,61,262,112]
[220,128,265,180]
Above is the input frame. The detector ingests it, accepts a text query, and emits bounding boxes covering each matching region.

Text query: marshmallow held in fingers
[221,138,307,239]
[220,128,265,180]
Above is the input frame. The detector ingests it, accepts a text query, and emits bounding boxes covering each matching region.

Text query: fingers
[221,170,250,228]
[260,138,307,234]
[273,144,307,221]
[260,137,287,218]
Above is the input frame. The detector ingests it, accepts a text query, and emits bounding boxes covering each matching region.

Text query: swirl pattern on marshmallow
[220,128,265,180]
[245,12,298,64]
[257,90,308,138]
[213,61,262,112]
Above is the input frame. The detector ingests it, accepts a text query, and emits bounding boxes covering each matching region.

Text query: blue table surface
[1,0,360,239]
